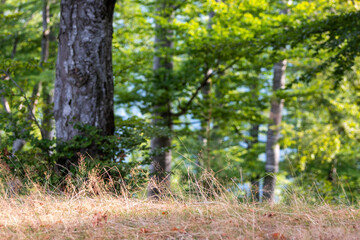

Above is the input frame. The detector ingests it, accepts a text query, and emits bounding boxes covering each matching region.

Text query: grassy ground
[0,162,358,239]
[0,191,358,240]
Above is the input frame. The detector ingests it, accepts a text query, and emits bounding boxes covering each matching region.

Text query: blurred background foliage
[0,0,360,203]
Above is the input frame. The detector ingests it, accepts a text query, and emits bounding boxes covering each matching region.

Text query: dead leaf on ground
[171,227,186,233]
[140,228,151,233]
[271,232,287,240]
[92,211,108,227]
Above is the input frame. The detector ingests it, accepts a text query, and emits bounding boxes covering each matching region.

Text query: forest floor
[0,192,358,240]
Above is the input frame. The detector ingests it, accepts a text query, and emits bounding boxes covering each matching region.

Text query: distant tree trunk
[12,0,52,153]
[199,0,218,170]
[54,0,116,165]
[10,34,18,59]
[263,60,287,202]
[40,0,50,66]
[249,124,260,201]
[248,83,260,201]
[148,1,174,198]
[42,85,54,141]
[40,0,54,141]
[200,71,212,170]
[0,88,11,144]
[9,25,41,154]
[0,91,10,114]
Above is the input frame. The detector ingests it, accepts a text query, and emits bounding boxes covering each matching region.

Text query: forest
[0,0,360,238]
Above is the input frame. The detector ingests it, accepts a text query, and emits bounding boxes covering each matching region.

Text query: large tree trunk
[263,60,287,202]
[54,0,115,164]
[148,1,174,198]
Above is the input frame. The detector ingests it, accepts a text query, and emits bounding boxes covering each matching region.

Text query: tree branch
[172,58,240,117]
[172,0,187,11]
[3,70,45,139]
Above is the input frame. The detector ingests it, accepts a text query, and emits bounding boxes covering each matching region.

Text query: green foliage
[1,0,360,203]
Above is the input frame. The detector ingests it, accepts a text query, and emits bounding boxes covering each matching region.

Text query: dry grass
[0,159,358,240]
[0,190,358,239]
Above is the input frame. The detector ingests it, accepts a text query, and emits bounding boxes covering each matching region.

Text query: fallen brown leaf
[92,211,108,227]
[271,232,286,240]
[140,228,151,233]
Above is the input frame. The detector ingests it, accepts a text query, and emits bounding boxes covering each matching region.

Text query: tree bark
[54,0,116,161]
[10,34,18,59]
[40,0,50,66]
[263,60,287,202]
[40,0,55,141]
[199,0,218,170]
[200,71,212,170]
[42,85,54,141]
[248,82,260,201]
[249,124,260,201]
[12,0,53,153]
[148,1,174,198]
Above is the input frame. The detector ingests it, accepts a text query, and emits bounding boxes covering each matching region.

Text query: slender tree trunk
[249,124,260,201]
[263,60,287,202]
[199,1,218,170]
[0,92,11,114]
[40,0,50,66]
[148,1,174,198]
[42,85,54,140]
[10,26,40,154]
[248,82,260,201]
[200,72,212,170]
[12,0,52,153]
[40,0,54,141]
[54,0,116,165]
[0,88,10,143]
[10,34,18,59]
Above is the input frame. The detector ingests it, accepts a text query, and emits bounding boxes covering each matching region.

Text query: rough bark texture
[263,60,287,202]
[148,1,174,198]
[54,0,115,158]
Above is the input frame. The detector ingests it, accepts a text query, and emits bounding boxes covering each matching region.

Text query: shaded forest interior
[0,0,360,204]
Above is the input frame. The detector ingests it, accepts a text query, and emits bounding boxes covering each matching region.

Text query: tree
[40,0,54,141]
[263,60,287,202]
[147,0,175,198]
[54,0,116,166]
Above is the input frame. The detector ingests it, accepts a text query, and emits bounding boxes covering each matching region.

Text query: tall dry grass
[0,156,358,239]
